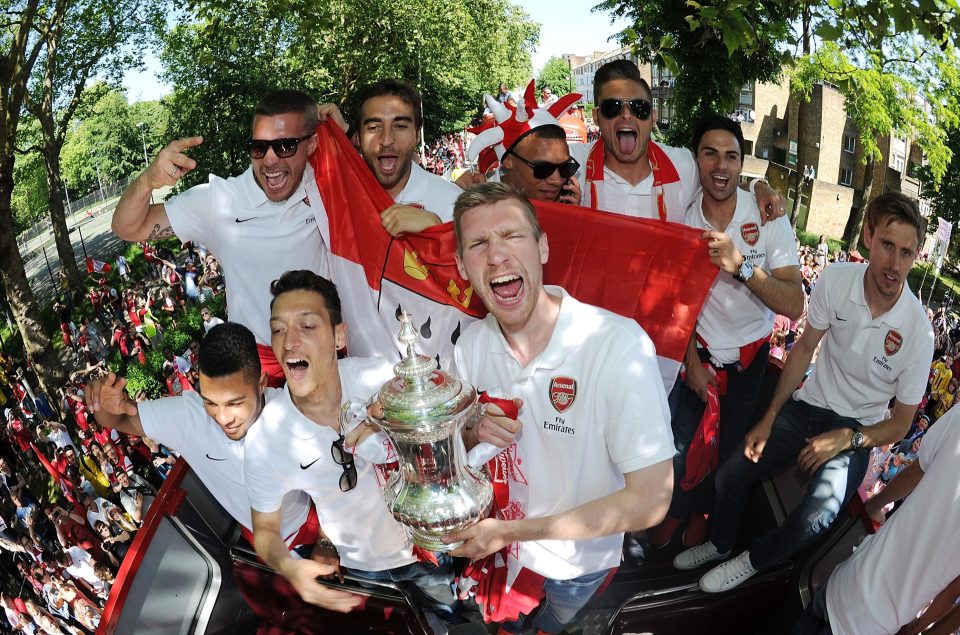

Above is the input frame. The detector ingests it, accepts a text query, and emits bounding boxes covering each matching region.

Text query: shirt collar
[243,164,316,212]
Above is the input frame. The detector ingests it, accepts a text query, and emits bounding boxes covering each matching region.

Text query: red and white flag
[85,256,111,274]
[310,121,716,393]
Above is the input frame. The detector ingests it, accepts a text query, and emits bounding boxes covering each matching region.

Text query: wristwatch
[317,538,337,551]
[733,257,755,283]
[850,428,866,450]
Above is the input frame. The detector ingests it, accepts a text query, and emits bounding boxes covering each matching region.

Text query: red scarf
[585,139,680,221]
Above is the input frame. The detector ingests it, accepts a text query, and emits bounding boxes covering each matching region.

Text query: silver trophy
[369,313,493,552]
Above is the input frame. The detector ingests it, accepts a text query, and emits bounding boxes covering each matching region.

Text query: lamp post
[137,122,154,204]
[91,150,105,204]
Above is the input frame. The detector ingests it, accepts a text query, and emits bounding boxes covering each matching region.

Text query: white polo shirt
[395,162,460,222]
[453,287,675,580]
[166,165,330,345]
[139,389,310,537]
[795,263,933,424]
[244,357,416,572]
[686,189,799,364]
[570,140,698,222]
[825,408,960,635]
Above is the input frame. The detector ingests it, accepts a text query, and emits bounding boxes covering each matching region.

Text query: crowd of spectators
[421,134,465,176]
[0,239,225,634]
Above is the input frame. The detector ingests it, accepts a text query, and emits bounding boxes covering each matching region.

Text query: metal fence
[15,175,135,249]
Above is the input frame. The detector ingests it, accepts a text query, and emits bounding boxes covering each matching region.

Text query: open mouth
[490,274,524,305]
[711,174,730,188]
[261,169,289,193]
[378,154,399,175]
[616,129,638,155]
[285,357,310,381]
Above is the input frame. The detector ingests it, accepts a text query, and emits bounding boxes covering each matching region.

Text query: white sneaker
[673,541,729,571]
[699,551,758,593]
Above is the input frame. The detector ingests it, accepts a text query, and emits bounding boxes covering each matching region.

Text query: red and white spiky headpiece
[467,80,581,167]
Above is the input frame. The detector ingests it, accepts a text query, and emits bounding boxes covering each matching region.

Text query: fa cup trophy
[368,313,493,551]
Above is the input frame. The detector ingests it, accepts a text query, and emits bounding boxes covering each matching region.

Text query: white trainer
[699,551,758,593]
[673,540,729,571]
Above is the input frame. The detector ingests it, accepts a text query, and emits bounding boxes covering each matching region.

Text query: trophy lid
[377,313,476,426]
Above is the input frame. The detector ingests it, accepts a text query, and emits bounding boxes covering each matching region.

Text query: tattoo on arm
[146,224,175,241]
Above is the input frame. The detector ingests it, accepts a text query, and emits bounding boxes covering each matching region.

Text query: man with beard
[648,116,804,549]
[442,183,675,633]
[673,193,933,594]
[112,90,330,385]
[570,60,782,223]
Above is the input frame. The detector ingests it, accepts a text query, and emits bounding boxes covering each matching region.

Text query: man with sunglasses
[570,59,783,222]
[245,270,463,629]
[112,90,330,386]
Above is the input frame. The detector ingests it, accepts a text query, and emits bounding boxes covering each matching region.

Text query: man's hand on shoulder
[280,558,362,612]
[455,170,487,189]
[143,137,203,191]
[86,373,137,417]
[380,204,441,237]
[752,181,785,225]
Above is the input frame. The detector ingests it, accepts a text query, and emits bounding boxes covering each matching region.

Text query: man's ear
[539,232,549,265]
[334,322,348,351]
[455,253,468,280]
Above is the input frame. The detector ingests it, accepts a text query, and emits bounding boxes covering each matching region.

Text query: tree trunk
[41,138,84,295]
[0,153,67,395]
[789,97,808,227]
[843,154,877,250]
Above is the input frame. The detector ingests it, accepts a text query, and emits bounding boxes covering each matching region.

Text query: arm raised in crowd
[84,373,145,438]
[112,137,202,242]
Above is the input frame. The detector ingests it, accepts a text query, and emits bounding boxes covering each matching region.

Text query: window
[840,168,853,186]
[843,135,856,153]
[893,154,905,173]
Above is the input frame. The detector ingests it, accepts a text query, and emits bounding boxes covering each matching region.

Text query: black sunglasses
[598,98,652,121]
[244,134,313,159]
[507,152,580,180]
[331,436,358,492]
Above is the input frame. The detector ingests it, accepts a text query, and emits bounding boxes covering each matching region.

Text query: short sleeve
[138,395,196,452]
[766,217,800,270]
[603,332,675,474]
[805,265,834,330]
[164,183,213,245]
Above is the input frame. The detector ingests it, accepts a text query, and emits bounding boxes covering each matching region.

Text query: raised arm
[84,373,145,438]
[112,137,203,242]
[446,459,673,559]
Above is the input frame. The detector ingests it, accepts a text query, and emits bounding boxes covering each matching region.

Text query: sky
[121,1,631,102]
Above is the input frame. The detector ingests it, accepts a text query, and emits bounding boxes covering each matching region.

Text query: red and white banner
[310,122,717,393]
[86,256,112,274]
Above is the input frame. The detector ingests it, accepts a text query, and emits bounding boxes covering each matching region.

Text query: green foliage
[538,56,574,95]
[124,361,164,399]
[11,149,48,234]
[796,229,843,254]
[598,0,789,145]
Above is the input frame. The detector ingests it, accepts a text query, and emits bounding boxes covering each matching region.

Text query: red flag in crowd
[85,256,112,274]
[310,121,716,391]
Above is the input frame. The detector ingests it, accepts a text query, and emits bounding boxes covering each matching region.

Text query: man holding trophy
[443,183,676,634]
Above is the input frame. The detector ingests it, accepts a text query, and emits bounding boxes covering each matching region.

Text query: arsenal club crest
[549,376,577,413]
[884,330,903,356]
[741,222,760,247]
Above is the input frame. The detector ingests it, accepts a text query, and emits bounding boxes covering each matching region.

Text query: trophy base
[408,528,462,553]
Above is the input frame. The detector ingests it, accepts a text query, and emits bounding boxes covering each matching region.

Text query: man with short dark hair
[84,323,314,552]
[674,192,934,594]
[112,90,331,385]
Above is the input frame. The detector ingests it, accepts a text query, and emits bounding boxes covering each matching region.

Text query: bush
[125,361,164,399]
[796,229,845,255]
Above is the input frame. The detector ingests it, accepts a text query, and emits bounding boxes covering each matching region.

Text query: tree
[596,0,790,146]
[538,55,573,95]
[0,0,69,394]
[21,0,162,294]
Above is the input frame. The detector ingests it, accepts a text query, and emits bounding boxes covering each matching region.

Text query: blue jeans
[344,554,458,626]
[667,344,768,517]
[501,568,611,634]
[708,399,870,570]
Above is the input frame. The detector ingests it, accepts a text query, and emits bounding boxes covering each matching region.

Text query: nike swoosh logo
[835,312,847,322]
[235,217,256,223]
[300,457,321,470]
[205,453,227,461]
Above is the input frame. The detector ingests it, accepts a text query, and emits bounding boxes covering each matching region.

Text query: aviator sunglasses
[598,98,653,121]
[507,151,581,180]
[244,134,314,159]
